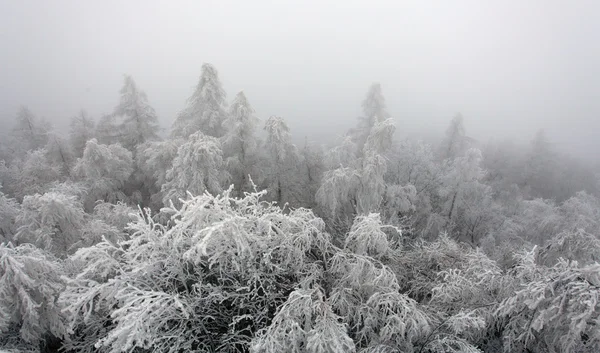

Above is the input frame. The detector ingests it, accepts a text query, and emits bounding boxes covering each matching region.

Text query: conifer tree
[171,63,228,138]
[113,75,160,151]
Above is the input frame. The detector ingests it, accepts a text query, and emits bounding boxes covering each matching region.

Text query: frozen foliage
[59,188,436,352]
[3,65,600,353]
[113,75,160,150]
[68,110,95,157]
[136,138,183,207]
[171,63,228,138]
[222,91,261,196]
[262,116,302,205]
[14,190,85,256]
[44,131,75,176]
[9,150,61,201]
[439,114,468,160]
[252,288,355,353]
[161,131,228,206]
[11,107,51,155]
[72,139,133,210]
[496,248,600,352]
[350,83,391,151]
[0,244,64,349]
[0,188,19,242]
[318,119,397,220]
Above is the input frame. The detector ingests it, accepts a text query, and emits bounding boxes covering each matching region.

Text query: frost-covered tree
[523,129,559,199]
[496,248,600,353]
[439,149,485,220]
[69,110,96,157]
[113,75,160,151]
[349,83,391,152]
[14,189,85,256]
[95,114,120,145]
[318,119,397,221]
[62,187,433,353]
[171,63,228,138]
[0,186,19,242]
[72,139,133,210]
[11,106,51,154]
[0,243,65,351]
[161,131,228,206]
[262,116,302,206]
[299,138,326,208]
[136,138,183,209]
[10,149,61,201]
[222,91,261,197]
[44,131,75,176]
[439,114,469,160]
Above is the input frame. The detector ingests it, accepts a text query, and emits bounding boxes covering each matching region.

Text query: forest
[1,63,599,353]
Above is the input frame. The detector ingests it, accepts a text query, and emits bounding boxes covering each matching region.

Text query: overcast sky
[1,0,599,158]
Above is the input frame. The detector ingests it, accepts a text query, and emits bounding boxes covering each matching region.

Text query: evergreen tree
[262,116,302,206]
[350,83,391,151]
[440,113,468,160]
[161,131,228,206]
[113,75,160,151]
[222,91,261,197]
[69,110,96,157]
[11,106,51,154]
[171,63,228,138]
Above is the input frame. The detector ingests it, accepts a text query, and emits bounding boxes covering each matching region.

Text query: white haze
[1,0,599,158]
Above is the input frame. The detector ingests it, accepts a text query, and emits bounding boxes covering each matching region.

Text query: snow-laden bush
[62,186,434,352]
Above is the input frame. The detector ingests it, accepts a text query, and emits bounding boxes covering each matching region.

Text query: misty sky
[1,1,599,158]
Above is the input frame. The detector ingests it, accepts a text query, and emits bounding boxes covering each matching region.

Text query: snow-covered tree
[299,139,326,208]
[161,131,228,206]
[496,248,600,352]
[222,91,261,197]
[0,243,65,350]
[14,189,85,256]
[69,110,96,157]
[44,131,75,176]
[72,139,133,210]
[11,106,51,154]
[318,119,397,221]
[171,63,228,138]
[349,83,391,152]
[95,114,120,145]
[262,116,302,206]
[523,129,560,199]
[62,187,433,353]
[10,149,61,201]
[0,186,19,243]
[113,75,160,151]
[136,138,183,209]
[439,113,468,160]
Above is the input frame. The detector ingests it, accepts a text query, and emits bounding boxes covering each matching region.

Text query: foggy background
[1,0,598,159]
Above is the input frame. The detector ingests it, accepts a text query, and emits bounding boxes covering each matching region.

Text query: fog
[1,0,599,158]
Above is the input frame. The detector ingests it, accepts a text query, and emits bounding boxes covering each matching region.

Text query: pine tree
[11,106,51,154]
[44,131,75,177]
[350,83,391,151]
[72,139,134,210]
[440,113,468,160]
[171,63,228,138]
[113,75,160,151]
[69,110,96,157]
[161,131,228,206]
[262,116,302,206]
[222,91,261,197]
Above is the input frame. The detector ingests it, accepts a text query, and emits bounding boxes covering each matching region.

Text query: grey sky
[1,0,599,158]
